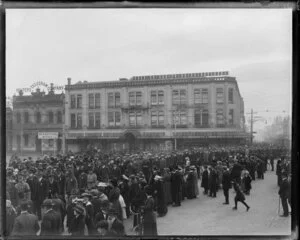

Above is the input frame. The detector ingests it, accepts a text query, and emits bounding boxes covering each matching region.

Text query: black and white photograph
[4,4,294,238]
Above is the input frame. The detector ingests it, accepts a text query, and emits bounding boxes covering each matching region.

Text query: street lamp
[173,110,179,151]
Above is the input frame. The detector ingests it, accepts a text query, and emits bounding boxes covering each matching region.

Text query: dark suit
[70,215,85,236]
[27,176,39,215]
[12,211,40,236]
[201,169,209,194]
[279,177,290,216]
[40,208,61,236]
[222,170,231,203]
[57,174,66,196]
[36,177,49,220]
[209,169,218,197]
[48,180,59,199]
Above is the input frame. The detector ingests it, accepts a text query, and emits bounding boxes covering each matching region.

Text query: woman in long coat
[186,170,196,199]
[162,169,172,205]
[153,176,168,217]
[201,166,209,194]
[192,167,199,197]
[143,186,157,236]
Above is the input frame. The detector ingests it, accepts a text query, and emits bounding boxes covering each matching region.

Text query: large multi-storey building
[65,71,247,153]
[12,85,65,154]
[6,106,13,152]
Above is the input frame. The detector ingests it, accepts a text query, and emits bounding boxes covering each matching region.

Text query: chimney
[67,77,71,85]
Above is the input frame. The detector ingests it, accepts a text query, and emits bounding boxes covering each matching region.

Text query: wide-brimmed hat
[81,192,92,199]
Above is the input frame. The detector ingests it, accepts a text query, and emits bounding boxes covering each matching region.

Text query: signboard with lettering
[38,132,58,139]
[16,81,65,94]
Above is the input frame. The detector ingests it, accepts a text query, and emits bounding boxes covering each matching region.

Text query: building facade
[64,71,247,153]
[12,86,65,154]
[6,107,13,152]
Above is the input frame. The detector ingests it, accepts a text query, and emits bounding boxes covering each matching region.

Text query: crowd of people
[5,143,291,236]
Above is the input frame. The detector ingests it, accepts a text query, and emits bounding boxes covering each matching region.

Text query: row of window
[70,88,235,109]
[70,109,235,129]
[17,135,54,147]
[16,111,63,124]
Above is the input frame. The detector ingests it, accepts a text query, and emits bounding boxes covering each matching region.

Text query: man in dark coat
[78,171,88,193]
[222,167,231,204]
[201,166,209,194]
[69,205,86,236]
[209,167,218,198]
[82,192,96,235]
[56,170,66,199]
[48,174,59,199]
[171,168,182,207]
[153,175,168,217]
[36,171,49,220]
[11,201,40,236]
[278,172,290,217]
[26,169,39,215]
[107,208,125,236]
[40,199,62,236]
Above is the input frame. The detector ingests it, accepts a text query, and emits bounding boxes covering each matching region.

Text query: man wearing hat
[7,168,18,207]
[278,172,290,217]
[48,174,59,199]
[153,175,168,217]
[81,192,95,235]
[222,166,231,204]
[40,199,61,236]
[15,173,31,206]
[69,204,86,236]
[11,201,40,236]
[36,170,49,220]
[26,168,39,215]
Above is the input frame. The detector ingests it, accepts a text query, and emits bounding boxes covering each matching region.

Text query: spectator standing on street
[222,167,231,205]
[11,201,40,236]
[201,166,209,195]
[278,172,290,217]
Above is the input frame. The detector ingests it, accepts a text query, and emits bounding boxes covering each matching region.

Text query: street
[124,169,291,235]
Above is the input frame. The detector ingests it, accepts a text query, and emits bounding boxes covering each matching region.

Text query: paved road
[125,169,291,236]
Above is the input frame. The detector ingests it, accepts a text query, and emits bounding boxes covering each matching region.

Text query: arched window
[57,111,62,123]
[48,111,54,123]
[36,112,41,123]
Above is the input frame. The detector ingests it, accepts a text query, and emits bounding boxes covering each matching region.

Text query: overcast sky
[6,8,292,136]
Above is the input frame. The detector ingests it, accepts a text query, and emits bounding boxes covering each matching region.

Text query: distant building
[64,71,247,153]
[6,107,13,152]
[12,85,64,154]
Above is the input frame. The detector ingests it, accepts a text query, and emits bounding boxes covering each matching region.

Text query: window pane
[136,92,142,105]
[129,92,135,106]
[194,109,201,125]
[24,112,29,123]
[151,111,157,126]
[57,111,62,123]
[71,114,76,128]
[202,110,209,126]
[180,89,186,104]
[216,88,224,103]
[89,113,94,128]
[158,91,164,104]
[36,112,41,124]
[77,113,82,128]
[115,92,120,107]
[202,89,208,104]
[77,95,82,108]
[24,134,29,147]
[108,112,114,126]
[229,109,234,124]
[228,88,233,104]
[158,111,164,125]
[172,90,179,104]
[89,94,94,109]
[115,112,121,126]
[194,89,201,104]
[129,112,135,126]
[95,93,101,108]
[108,93,114,107]
[49,112,53,123]
[180,111,187,125]
[95,112,101,128]
[136,111,142,125]
[17,112,21,123]
[71,95,76,108]
[151,91,157,105]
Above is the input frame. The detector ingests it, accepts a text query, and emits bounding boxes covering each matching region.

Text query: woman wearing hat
[69,204,86,236]
[142,185,157,236]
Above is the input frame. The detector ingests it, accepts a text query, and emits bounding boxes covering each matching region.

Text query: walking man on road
[222,167,231,205]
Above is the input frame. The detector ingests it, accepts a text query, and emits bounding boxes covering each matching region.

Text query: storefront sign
[38,132,58,139]
[16,81,65,94]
